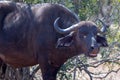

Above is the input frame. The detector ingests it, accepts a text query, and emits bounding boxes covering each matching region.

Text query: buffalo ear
[97,35,108,47]
[56,32,74,48]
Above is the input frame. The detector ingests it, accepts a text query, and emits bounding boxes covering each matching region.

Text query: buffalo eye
[83,35,87,38]
[79,33,87,39]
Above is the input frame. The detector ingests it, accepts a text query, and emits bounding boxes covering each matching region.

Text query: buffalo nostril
[91,47,94,50]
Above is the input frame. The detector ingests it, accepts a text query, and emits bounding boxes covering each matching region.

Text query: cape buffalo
[0,1,108,80]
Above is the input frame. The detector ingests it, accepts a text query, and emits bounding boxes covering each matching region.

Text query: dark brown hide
[0,1,108,80]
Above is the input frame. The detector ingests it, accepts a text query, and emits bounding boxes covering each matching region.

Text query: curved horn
[0,1,16,30]
[0,1,16,12]
[98,19,107,33]
[54,17,79,34]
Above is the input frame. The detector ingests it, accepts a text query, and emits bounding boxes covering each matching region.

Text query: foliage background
[0,0,120,80]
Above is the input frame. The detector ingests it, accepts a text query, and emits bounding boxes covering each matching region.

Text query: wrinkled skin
[0,1,108,80]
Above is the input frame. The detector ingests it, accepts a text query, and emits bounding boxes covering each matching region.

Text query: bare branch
[92,68,120,79]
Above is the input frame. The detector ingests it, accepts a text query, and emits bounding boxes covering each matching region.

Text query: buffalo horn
[54,17,78,34]
[98,19,107,33]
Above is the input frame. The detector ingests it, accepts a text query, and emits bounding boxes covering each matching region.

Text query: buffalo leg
[0,59,7,78]
[40,64,61,80]
[37,53,61,80]
[1,63,7,75]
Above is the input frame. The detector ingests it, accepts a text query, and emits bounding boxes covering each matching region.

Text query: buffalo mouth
[88,47,99,57]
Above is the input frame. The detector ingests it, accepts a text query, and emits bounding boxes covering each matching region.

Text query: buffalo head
[54,17,108,57]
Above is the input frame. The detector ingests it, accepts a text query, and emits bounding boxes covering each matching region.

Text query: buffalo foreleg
[0,61,7,78]
[40,63,61,80]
